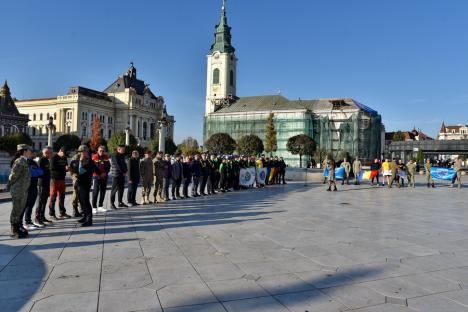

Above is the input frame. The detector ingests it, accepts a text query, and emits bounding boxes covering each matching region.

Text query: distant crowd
[322,157,463,191]
[7,143,287,239]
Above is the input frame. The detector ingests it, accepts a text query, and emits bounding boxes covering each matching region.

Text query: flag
[358,170,373,181]
[323,167,345,180]
[430,167,456,181]
[240,167,256,186]
[256,168,268,184]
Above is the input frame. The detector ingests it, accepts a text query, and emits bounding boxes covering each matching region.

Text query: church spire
[210,0,235,53]
[0,80,10,97]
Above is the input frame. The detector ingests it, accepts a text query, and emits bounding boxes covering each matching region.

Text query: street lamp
[46,116,55,147]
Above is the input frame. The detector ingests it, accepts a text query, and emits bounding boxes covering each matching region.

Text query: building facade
[438,122,468,140]
[16,64,174,150]
[0,81,29,136]
[203,4,383,166]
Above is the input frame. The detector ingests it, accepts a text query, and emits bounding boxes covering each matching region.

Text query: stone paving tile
[195,262,246,282]
[223,296,290,312]
[275,290,349,312]
[321,284,386,309]
[101,258,153,291]
[443,289,468,306]
[431,267,468,288]
[98,288,162,312]
[31,292,98,312]
[207,278,269,301]
[408,293,468,312]
[0,279,44,300]
[1,298,35,312]
[256,273,316,295]
[352,304,419,311]
[165,302,227,312]
[157,282,218,308]
[294,270,354,289]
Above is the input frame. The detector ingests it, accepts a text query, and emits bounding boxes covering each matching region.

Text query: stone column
[158,126,166,153]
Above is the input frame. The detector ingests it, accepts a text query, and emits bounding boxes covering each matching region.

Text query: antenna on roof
[222,0,226,11]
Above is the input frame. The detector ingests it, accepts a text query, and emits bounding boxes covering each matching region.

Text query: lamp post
[46,116,55,147]
[125,126,131,146]
[158,117,168,153]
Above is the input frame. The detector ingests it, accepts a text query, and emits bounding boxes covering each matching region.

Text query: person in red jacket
[92,146,111,210]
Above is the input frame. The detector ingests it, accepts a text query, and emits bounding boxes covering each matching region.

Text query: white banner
[256,168,268,184]
[240,167,256,187]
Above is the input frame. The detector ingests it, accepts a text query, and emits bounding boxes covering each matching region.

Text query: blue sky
[1,0,468,143]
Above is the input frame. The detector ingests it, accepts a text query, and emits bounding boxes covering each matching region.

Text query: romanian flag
[359,170,378,181]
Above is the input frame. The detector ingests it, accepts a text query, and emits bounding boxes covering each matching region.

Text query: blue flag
[323,167,345,180]
[430,167,456,181]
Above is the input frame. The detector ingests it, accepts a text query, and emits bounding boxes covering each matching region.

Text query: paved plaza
[1,178,468,312]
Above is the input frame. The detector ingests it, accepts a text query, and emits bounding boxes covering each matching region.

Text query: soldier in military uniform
[70,152,82,217]
[406,159,417,188]
[340,158,351,185]
[451,157,463,189]
[139,150,154,204]
[352,158,362,185]
[425,159,435,188]
[9,144,32,238]
[153,152,165,203]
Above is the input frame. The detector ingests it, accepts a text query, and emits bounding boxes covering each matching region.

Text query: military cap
[17,144,31,151]
[77,145,89,152]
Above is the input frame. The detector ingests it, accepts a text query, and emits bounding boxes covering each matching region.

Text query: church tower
[205,0,237,116]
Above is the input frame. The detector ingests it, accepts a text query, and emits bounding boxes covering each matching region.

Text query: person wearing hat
[139,150,154,204]
[49,147,71,219]
[8,144,32,238]
[110,145,128,209]
[69,145,99,226]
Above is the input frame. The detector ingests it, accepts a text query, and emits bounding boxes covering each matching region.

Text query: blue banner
[323,167,345,180]
[430,167,456,181]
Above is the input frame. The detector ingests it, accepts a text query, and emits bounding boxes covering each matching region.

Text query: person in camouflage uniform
[340,158,351,185]
[153,152,165,203]
[425,159,435,188]
[9,144,32,239]
[406,159,417,188]
[352,158,362,185]
[70,152,82,217]
[451,157,463,189]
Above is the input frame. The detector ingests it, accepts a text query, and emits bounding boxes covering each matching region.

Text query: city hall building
[16,64,174,150]
[203,4,383,166]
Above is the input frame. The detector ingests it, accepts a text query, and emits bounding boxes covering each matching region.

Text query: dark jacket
[182,162,192,182]
[163,160,172,179]
[370,162,381,171]
[128,157,141,183]
[92,154,111,178]
[190,160,201,177]
[50,154,68,180]
[38,156,51,187]
[171,160,183,180]
[110,153,127,177]
[28,158,43,189]
[200,159,210,176]
[69,157,99,190]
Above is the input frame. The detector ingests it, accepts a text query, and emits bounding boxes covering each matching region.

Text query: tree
[149,137,178,155]
[286,134,316,168]
[205,133,236,155]
[416,149,424,164]
[177,137,200,155]
[107,131,138,155]
[264,113,277,157]
[53,134,81,152]
[237,134,264,156]
[0,132,33,155]
[313,147,328,167]
[89,116,103,152]
[392,131,406,142]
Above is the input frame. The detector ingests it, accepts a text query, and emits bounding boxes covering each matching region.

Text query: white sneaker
[24,224,38,231]
[33,221,45,228]
[92,208,98,215]
[97,207,107,213]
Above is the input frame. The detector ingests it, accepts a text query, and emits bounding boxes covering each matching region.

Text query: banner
[240,167,256,186]
[323,167,345,180]
[256,168,268,184]
[430,167,456,181]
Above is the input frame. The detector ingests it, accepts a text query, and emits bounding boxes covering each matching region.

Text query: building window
[47,113,50,120]
[143,122,147,140]
[39,142,42,149]
[54,112,56,120]
[82,127,87,137]
[150,123,155,139]
[39,127,42,135]
[137,121,141,137]
[40,113,43,120]
[66,110,72,120]
[33,114,36,121]
[230,70,234,86]
[108,129,112,138]
[213,68,220,85]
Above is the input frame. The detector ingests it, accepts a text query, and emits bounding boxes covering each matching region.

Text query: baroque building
[0,81,29,136]
[203,3,383,166]
[438,122,468,140]
[15,64,174,150]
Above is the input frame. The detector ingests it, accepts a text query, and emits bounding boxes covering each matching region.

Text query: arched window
[33,114,36,121]
[108,129,112,139]
[213,68,220,85]
[230,70,234,86]
[82,127,87,137]
[40,113,43,120]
